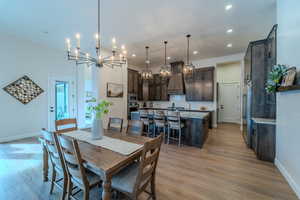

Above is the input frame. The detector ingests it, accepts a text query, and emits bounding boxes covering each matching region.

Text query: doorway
[48,77,76,131]
[218,82,241,123]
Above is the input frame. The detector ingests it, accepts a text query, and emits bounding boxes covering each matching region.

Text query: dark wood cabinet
[147,74,169,101]
[128,69,144,100]
[185,67,214,101]
[252,120,276,162]
[128,69,139,94]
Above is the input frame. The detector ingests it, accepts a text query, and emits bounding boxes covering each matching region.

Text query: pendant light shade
[183,34,195,74]
[159,41,171,77]
[141,46,153,80]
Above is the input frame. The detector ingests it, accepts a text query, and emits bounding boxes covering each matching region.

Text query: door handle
[220,105,224,109]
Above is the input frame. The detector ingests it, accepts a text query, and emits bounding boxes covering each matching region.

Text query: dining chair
[167,111,184,147]
[153,110,166,138]
[108,117,123,132]
[126,120,144,136]
[139,109,153,137]
[57,136,102,200]
[41,129,68,200]
[111,135,163,200]
[55,118,78,134]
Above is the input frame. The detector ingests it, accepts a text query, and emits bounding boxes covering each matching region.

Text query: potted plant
[87,98,112,140]
[265,64,288,93]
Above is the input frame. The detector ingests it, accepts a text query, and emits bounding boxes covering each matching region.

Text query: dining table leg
[102,176,112,200]
[42,144,49,182]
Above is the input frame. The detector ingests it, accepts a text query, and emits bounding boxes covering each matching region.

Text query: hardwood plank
[0,123,297,199]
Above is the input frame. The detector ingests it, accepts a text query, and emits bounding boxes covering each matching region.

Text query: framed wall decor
[3,75,44,104]
[107,82,123,98]
[281,67,297,87]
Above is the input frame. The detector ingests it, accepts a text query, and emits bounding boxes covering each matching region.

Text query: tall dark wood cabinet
[185,67,214,101]
[243,25,277,162]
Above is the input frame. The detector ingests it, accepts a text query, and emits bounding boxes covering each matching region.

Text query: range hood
[168,61,185,95]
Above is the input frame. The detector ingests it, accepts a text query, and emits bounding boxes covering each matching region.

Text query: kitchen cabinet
[128,69,139,94]
[147,74,169,101]
[128,69,143,100]
[185,67,214,101]
[252,118,276,162]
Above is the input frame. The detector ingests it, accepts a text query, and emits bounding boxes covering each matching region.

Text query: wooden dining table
[40,128,152,200]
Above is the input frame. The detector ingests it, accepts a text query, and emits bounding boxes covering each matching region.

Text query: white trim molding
[275,158,300,199]
[0,132,40,143]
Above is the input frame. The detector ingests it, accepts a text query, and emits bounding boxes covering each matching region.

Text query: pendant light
[159,41,171,77]
[141,46,153,80]
[183,34,195,74]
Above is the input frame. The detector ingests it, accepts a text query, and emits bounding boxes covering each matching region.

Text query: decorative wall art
[107,83,123,97]
[282,67,297,87]
[3,75,44,104]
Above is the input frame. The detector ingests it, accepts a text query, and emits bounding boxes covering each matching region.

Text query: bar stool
[153,110,166,139]
[139,109,152,137]
[167,111,184,147]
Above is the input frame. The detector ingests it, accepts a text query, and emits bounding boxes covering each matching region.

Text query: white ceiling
[0,0,276,67]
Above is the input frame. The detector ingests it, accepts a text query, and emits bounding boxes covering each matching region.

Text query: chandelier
[159,41,171,77]
[65,0,126,68]
[183,34,195,74]
[141,46,153,80]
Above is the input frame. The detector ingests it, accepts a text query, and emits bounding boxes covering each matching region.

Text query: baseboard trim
[0,132,40,143]
[275,158,300,199]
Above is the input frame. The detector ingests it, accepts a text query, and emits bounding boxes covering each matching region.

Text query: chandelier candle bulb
[75,33,81,49]
[66,38,71,52]
[95,33,100,49]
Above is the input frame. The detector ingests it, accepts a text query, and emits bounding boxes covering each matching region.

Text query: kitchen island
[131,109,210,148]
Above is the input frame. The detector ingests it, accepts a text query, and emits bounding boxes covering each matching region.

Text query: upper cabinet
[148,74,169,101]
[185,67,214,102]
[128,69,143,100]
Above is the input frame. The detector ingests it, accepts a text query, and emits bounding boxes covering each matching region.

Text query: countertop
[139,107,214,113]
[131,110,209,119]
[252,118,276,125]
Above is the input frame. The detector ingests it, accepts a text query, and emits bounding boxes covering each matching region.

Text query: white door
[48,77,76,131]
[218,82,241,123]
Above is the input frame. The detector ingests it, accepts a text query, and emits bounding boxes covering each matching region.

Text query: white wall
[0,32,75,142]
[96,64,128,128]
[275,0,300,198]
[216,62,241,83]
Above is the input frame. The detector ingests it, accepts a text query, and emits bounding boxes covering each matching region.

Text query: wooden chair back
[55,118,78,134]
[134,135,163,196]
[167,111,181,129]
[126,120,144,136]
[108,117,123,132]
[41,129,65,172]
[57,136,88,186]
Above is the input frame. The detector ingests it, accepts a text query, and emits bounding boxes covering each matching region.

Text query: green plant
[87,98,113,119]
[265,64,288,93]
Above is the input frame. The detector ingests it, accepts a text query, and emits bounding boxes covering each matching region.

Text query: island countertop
[139,107,214,113]
[131,111,209,119]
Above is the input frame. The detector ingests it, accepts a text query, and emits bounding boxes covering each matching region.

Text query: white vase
[92,118,104,140]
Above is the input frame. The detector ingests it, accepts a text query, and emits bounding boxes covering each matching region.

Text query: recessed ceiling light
[227,43,232,48]
[225,4,233,10]
[167,56,171,60]
[226,29,233,33]
[193,51,198,55]
[132,54,136,57]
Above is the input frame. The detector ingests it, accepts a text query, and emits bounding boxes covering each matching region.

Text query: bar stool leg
[178,128,182,147]
[167,126,170,145]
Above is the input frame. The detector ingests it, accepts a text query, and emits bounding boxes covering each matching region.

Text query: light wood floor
[0,123,297,200]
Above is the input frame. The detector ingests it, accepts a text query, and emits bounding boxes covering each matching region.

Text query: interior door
[48,77,76,131]
[218,82,241,123]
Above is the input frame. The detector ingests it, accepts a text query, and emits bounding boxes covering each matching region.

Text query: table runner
[63,130,143,156]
